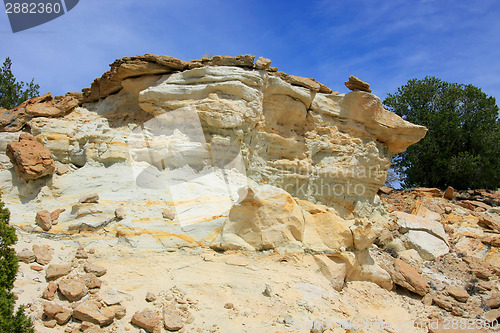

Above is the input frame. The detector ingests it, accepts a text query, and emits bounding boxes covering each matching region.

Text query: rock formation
[0,54,428,295]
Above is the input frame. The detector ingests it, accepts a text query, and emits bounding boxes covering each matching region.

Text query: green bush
[0,198,33,333]
[384,76,500,190]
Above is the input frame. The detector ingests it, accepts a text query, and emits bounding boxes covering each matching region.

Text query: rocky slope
[2,54,497,332]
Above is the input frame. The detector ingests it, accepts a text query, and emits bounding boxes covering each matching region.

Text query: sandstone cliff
[0,54,427,291]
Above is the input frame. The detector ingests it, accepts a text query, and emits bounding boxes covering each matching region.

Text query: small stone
[30,264,43,271]
[17,248,36,263]
[255,57,271,70]
[162,208,175,220]
[84,263,106,277]
[485,294,500,309]
[264,284,274,297]
[101,288,123,306]
[35,210,52,231]
[55,308,72,325]
[108,305,127,319]
[88,248,96,254]
[50,208,66,223]
[224,303,234,309]
[75,245,89,259]
[43,302,64,318]
[58,278,88,302]
[44,319,57,328]
[33,244,54,265]
[145,292,156,302]
[163,306,184,331]
[378,186,394,195]
[115,207,125,220]
[81,273,103,289]
[46,263,72,280]
[447,287,469,303]
[344,75,371,93]
[79,193,99,204]
[42,281,58,300]
[131,309,160,333]
[433,294,454,312]
[56,164,70,175]
[484,308,500,322]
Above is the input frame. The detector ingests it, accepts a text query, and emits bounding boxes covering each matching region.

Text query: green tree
[0,198,33,333]
[0,58,39,109]
[384,76,500,190]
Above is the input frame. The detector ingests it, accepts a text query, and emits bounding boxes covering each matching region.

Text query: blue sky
[1,0,499,105]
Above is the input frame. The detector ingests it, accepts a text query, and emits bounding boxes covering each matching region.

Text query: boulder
[444,186,455,200]
[389,259,429,296]
[131,309,161,332]
[403,230,449,260]
[35,210,52,231]
[33,244,53,265]
[58,278,88,302]
[163,305,184,331]
[447,287,469,303]
[46,263,72,280]
[344,75,371,93]
[81,273,103,289]
[73,300,115,327]
[255,57,271,70]
[6,132,55,180]
[395,211,446,241]
[17,248,35,263]
[42,281,58,300]
[84,263,107,277]
[43,302,64,319]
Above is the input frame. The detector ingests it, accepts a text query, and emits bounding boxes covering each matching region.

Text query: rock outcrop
[0,54,428,293]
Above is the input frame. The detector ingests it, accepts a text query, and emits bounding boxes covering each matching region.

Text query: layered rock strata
[0,54,427,288]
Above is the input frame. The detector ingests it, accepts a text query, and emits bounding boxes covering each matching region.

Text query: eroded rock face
[6,132,55,180]
[0,54,426,258]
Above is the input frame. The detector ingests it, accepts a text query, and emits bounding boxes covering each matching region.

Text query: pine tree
[0,58,39,109]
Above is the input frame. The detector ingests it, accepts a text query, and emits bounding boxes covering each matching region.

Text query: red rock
[58,278,88,302]
[46,263,72,280]
[6,132,55,180]
[42,281,58,300]
[131,309,160,332]
[50,208,66,222]
[43,302,64,318]
[73,300,115,326]
[33,244,53,265]
[35,210,52,231]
